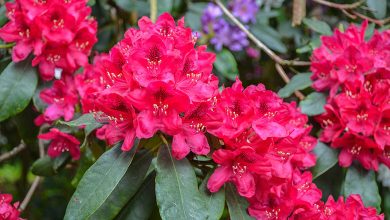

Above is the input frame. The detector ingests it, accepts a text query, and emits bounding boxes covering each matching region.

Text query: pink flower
[38,128,80,160]
[39,76,78,122]
[332,133,379,170]
[208,146,270,198]
[0,193,22,220]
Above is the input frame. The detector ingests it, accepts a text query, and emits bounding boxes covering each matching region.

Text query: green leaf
[31,156,56,176]
[157,0,173,15]
[367,0,387,19]
[0,6,8,27]
[384,188,390,218]
[116,172,157,220]
[0,59,38,122]
[311,142,338,179]
[199,171,225,220]
[155,144,207,220]
[343,166,381,211]
[64,141,144,220]
[364,22,376,40]
[299,92,326,116]
[214,49,238,81]
[59,113,102,135]
[251,25,287,53]
[278,72,312,98]
[113,0,135,12]
[303,18,333,35]
[88,149,153,219]
[226,183,254,220]
[31,154,69,177]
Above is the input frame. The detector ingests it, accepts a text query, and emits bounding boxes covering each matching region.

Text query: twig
[275,63,306,100]
[150,0,157,22]
[0,141,27,163]
[350,11,390,26]
[19,177,41,212]
[19,124,48,212]
[312,0,364,10]
[214,0,311,66]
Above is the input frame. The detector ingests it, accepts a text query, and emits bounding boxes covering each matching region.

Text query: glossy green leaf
[311,142,338,179]
[89,149,153,219]
[226,183,254,220]
[0,59,38,122]
[299,92,326,116]
[278,72,312,98]
[155,145,207,220]
[214,49,238,80]
[31,154,69,177]
[0,6,8,27]
[59,113,102,135]
[384,188,390,218]
[199,171,225,220]
[367,0,387,19]
[64,141,141,220]
[116,172,157,220]
[252,25,287,53]
[303,18,333,35]
[343,166,381,211]
[113,0,135,13]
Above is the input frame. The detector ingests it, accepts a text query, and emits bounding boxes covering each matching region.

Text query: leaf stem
[0,43,15,49]
[214,0,310,66]
[150,0,157,22]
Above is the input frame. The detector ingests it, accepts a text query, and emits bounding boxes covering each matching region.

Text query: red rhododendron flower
[312,21,390,170]
[0,193,22,220]
[38,128,80,160]
[37,76,78,124]
[0,0,97,80]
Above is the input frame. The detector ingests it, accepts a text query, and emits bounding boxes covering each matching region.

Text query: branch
[312,0,364,10]
[275,63,306,100]
[150,0,157,22]
[0,141,26,163]
[19,124,48,212]
[214,0,310,66]
[350,11,390,26]
[19,177,42,212]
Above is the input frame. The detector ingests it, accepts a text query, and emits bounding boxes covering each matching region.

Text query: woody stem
[150,0,158,22]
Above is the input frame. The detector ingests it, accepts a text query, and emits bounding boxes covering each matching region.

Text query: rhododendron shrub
[0,0,388,219]
[311,21,390,171]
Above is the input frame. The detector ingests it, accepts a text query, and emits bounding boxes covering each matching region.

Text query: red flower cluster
[78,13,218,155]
[0,193,22,220]
[311,21,390,170]
[38,128,81,160]
[74,13,384,219]
[0,0,97,80]
[295,194,383,220]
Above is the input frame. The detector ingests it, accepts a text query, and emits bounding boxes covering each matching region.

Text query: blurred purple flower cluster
[201,0,259,51]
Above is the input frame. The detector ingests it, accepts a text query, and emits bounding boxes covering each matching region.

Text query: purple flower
[229,0,258,23]
[201,3,249,51]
